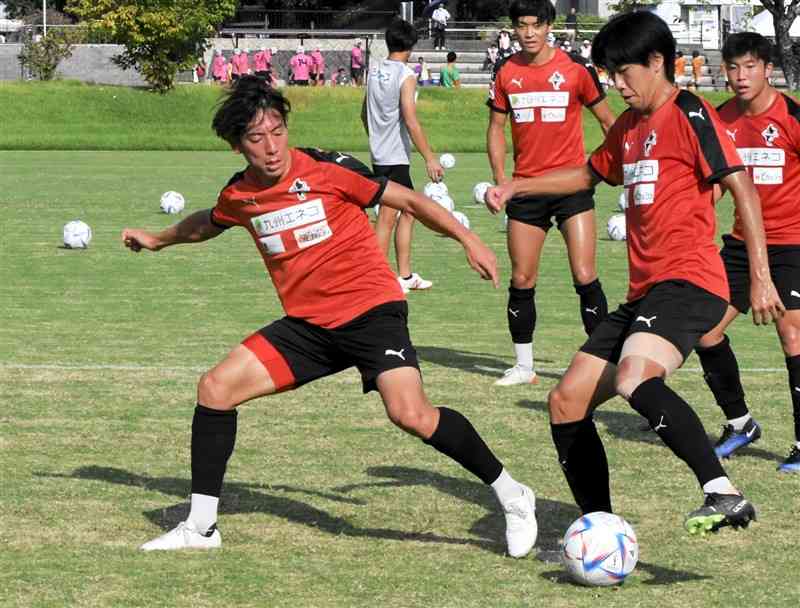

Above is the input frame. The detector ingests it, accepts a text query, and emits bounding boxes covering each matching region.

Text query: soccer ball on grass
[562,511,638,586]
[160,191,185,214]
[62,220,92,249]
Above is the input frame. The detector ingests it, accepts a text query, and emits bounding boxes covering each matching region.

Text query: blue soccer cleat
[777,446,800,473]
[714,418,762,459]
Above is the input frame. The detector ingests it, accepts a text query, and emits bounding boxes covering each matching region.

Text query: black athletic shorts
[721,234,800,313]
[242,301,420,394]
[505,189,595,231]
[580,280,728,364]
[372,164,414,189]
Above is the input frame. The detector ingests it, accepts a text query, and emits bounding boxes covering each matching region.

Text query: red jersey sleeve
[487,61,510,114]
[676,92,744,184]
[588,116,625,186]
[325,162,386,208]
[210,171,248,229]
[575,59,605,107]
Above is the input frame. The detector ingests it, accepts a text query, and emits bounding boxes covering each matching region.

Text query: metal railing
[228,9,396,31]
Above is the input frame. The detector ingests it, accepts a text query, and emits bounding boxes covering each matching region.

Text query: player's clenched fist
[484,183,515,214]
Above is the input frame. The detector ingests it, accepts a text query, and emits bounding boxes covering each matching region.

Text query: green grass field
[2,85,799,607]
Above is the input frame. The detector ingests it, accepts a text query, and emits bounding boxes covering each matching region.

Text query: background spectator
[310,46,326,86]
[440,50,460,88]
[332,66,350,86]
[351,40,365,85]
[211,49,228,84]
[497,30,514,61]
[565,7,578,43]
[230,48,250,82]
[193,57,207,83]
[675,50,688,88]
[483,43,499,70]
[691,50,704,90]
[290,46,311,86]
[415,56,431,86]
[253,46,271,79]
[431,2,451,50]
[580,39,592,59]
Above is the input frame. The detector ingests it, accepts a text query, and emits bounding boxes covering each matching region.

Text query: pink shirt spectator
[231,52,250,76]
[290,52,312,81]
[351,45,363,69]
[253,49,271,72]
[212,55,228,81]
[311,50,325,75]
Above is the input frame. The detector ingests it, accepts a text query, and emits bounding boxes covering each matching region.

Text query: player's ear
[648,51,664,76]
[765,61,774,80]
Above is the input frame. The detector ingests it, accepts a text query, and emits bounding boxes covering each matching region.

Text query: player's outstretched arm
[723,170,785,324]
[380,181,498,287]
[485,165,599,214]
[122,209,225,253]
[399,77,444,182]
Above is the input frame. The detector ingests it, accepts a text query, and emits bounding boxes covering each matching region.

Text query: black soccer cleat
[684,493,756,536]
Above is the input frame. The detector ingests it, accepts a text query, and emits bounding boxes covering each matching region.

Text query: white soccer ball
[424,181,449,198]
[562,512,638,587]
[473,181,492,204]
[439,153,456,169]
[431,193,454,212]
[451,210,470,230]
[617,189,628,211]
[63,220,92,249]
[160,191,185,214]
[607,213,627,241]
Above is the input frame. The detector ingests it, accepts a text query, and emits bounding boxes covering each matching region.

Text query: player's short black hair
[212,75,291,146]
[447,51,457,63]
[722,32,773,65]
[591,11,676,82]
[509,0,555,26]
[385,18,418,53]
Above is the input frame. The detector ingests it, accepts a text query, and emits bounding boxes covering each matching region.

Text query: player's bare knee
[572,268,597,287]
[548,386,579,423]
[511,271,537,289]
[197,370,236,410]
[614,361,644,401]
[386,401,432,437]
[778,323,800,356]
[697,330,724,350]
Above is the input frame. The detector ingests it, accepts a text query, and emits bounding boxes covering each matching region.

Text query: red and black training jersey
[211,148,404,328]
[590,89,744,302]
[717,92,800,245]
[488,48,605,178]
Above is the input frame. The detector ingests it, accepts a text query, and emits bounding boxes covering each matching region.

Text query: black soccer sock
[551,417,612,513]
[507,284,536,344]
[574,279,608,336]
[423,407,503,484]
[629,378,726,487]
[786,355,800,442]
[191,404,238,497]
[695,335,748,420]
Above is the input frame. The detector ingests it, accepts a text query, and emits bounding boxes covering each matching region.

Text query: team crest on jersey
[643,130,657,157]
[289,178,311,200]
[548,70,566,91]
[762,123,780,147]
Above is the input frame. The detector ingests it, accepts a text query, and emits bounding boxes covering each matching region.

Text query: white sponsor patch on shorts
[513,108,534,123]
[752,166,783,185]
[294,220,332,248]
[541,107,566,122]
[509,91,569,109]
[633,183,655,205]
[258,234,285,255]
[251,199,325,236]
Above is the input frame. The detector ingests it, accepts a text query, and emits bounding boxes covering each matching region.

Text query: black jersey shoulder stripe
[675,90,743,184]
[781,93,800,124]
[296,147,388,208]
[566,52,606,107]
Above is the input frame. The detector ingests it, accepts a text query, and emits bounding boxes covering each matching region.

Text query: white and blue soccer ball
[424,181,448,199]
[431,193,454,212]
[473,181,492,205]
[439,153,456,169]
[607,213,627,241]
[62,220,92,249]
[451,210,470,230]
[160,191,185,214]
[617,189,628,211]
[562,512,638,587]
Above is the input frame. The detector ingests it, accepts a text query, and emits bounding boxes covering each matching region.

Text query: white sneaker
[494,364,539,386]
[504,484,537,558]
[397,276,410,294]
[139,521,221,551]
[399,273,433,291]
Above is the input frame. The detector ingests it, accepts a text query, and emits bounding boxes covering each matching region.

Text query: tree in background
[18,27,79,80]
[65,0,237,93]
[759,0,800,89]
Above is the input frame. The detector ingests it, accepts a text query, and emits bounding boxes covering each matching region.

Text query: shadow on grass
[42,465,574,555]
[539,558,712,586]
[415,345,560,380]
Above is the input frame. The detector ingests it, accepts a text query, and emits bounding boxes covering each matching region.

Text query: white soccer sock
[490,468,523,506]
[795,441,800,450]
[513,343,533,370]
[728,413,751,431]
[702,476,737,496]
[188,493,219,532]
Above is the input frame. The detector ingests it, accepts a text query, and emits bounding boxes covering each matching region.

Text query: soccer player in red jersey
[486,12,785,534]
[486,0,616,387]
[122,77,538,555]
[694,33,800,472]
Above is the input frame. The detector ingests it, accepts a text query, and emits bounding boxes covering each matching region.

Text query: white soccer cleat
[139,521,221,551]
[494,364,539,386]
[399,273,433,291]
[504,484,538,558]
